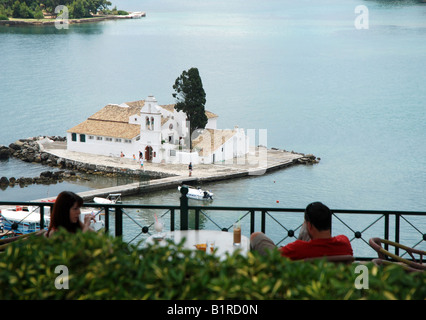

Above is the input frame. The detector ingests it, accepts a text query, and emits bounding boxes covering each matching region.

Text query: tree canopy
[172,67,208,149]
[0,0,112,19]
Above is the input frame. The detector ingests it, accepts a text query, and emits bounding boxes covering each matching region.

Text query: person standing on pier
[188,162,193,177]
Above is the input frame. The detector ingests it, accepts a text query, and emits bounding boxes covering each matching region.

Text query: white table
[145,230,250,259]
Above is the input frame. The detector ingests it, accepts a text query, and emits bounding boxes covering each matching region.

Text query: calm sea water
[0,0,425,255]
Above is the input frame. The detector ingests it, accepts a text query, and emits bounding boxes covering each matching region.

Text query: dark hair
[48,191,83,234]
[304,202,332,231]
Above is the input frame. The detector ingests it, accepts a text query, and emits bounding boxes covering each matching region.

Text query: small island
[0,0,144,26]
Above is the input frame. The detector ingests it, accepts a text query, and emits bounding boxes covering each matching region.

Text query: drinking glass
[233,222,241,246]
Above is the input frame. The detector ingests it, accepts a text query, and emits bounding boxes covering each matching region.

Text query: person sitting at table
[45,191,95,238]
[250,202,353,260]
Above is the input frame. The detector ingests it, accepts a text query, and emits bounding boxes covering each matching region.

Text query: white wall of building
[67,132,137,159]
[199,128,249,164]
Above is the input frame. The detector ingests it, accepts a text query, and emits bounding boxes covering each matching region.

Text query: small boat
[0,205,51,236]
[93,193,122,205]
[178,185,214,201]
[128,11,145,19]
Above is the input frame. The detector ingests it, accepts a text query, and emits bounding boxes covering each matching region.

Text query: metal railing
[1,186,425,260]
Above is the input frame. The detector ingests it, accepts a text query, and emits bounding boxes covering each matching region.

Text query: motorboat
[178,185,214,201]
[93,193,122,205]
[0,205,51,236]
[128,11,145,19]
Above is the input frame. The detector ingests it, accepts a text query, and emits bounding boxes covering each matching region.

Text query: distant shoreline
[0,13,145,27]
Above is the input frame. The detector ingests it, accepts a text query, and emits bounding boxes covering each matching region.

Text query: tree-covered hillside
[0,0,117,19]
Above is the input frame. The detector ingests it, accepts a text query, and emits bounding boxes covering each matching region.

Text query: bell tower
[139,95,162,163]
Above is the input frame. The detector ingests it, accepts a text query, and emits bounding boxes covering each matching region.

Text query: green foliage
[0,13,8,20]
[0,4,12,17]
[68,0,91,19]
[172,67,208,147]
[12,0,32,18]
[0,229,424,300]
[33,8,43,19]
[0,0,112,18]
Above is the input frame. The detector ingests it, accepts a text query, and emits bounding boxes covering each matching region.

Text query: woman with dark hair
[45,191,94,238]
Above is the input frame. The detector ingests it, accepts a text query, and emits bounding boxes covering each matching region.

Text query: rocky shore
[0,136,167,190]
[0,14,144,27]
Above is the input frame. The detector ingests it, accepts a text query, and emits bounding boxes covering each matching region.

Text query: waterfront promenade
[39,141,312,201]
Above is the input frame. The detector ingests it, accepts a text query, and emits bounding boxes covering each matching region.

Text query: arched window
[145,117,150,130]
[151,117,155,130]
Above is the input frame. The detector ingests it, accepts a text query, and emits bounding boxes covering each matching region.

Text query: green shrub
[0,230,424,300]
[0,14,8,20]
[33,10,43,20]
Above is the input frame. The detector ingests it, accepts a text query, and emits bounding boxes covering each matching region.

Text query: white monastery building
[67,95,249,164]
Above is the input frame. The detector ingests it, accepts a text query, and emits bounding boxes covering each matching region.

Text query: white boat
[128,11,145,19]
[93,193,122,205]
[178,185,214,201]
[0,205,51,235]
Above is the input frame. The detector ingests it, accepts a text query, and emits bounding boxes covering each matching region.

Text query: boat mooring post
[180,186,189,230]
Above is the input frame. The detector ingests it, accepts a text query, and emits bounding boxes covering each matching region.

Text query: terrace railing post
[250,210,255,234]
[261,210,266,234]
[39,205,45,230]
[395,213,400,257]
[115,206,123,237]
[170,209,175,231]
[180,186,189,230]
[195,209,200,230]
[104,206,110,234]
[384,213,389,252]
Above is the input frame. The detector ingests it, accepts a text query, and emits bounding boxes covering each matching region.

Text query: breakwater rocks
[270,148,320,165]
[7,136,66,164]
[1,136,171,189]
[0,170,84,190]
[0,14,144,27]
[295,154,320,165]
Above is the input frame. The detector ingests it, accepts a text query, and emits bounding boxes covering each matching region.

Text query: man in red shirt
[250,202,353,260]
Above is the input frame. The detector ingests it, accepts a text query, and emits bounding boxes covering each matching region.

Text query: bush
[0,14,8,20]
[0,230,424,300]
[12,1,33,19]
[33,10,43,19]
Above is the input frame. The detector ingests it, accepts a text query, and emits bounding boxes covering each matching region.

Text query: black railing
[1,186,425,260]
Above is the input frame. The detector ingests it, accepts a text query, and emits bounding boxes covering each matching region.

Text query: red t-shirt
[279,235,353,260]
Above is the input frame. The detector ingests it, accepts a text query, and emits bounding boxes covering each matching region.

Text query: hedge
[0,229,424,300]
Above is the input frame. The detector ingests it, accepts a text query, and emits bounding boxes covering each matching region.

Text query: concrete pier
[37,142,316,201]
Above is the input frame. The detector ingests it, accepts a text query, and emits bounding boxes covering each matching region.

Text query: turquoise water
[0,0,425,254]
